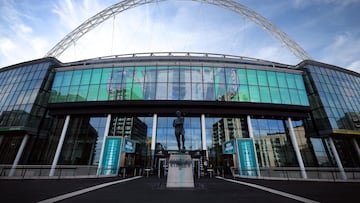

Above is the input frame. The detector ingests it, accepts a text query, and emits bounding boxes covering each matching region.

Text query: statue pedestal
[166,153,194,188]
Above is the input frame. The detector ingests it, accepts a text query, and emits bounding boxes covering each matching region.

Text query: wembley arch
[46,0,311,61]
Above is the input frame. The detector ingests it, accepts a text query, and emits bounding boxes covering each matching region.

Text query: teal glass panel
[62,71,73,86]
[239,85,249,102]
[53,72,64,87]
[67,86,79,102]
[134,67,145,83]
[259,87,271,103]
[289,89,300,105]
[132,82,144,100]
[81,69,92,85]
[294,75,305,90]
[279,88,291,104]
[90,69,102,84]
[112,67,124,84]
[257,70,268,86]
[286,73,296,89]
[215,67,225,84]
[124,67,134,84]
[71,70,82,86]
[267,71,278,87]
[237,69,247,85]
[276,72,287,88]
[215,83,226,101]
[192,67,202,83]
[58,86,69,102]
[88,85,99,101]
[101,68,113,84]
[98,83,109,101]
[78,85,89,101]
[226,83,239,101]
[298,90,309,106]
[247,69,258,85]
[269,87,281,104]
[249,85,260,102]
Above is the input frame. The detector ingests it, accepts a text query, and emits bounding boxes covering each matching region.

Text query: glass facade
[0,56,359,179]
[50,66,309,106]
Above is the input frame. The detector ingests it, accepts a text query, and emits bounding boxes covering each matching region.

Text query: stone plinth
[166,154,194,188]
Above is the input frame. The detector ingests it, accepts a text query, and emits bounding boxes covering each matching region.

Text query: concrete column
[287,117,307,179]
[9,134,29,176]
[49,115,70,176]
[247,115,254,138]
[0,135,3,147]
[150,114,157,168]
[352,138,360,162]
[97,114,111,175]
[201,114,207,157]
[328,137,347,180]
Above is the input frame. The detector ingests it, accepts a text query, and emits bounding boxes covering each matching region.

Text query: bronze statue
[173,111,185,151]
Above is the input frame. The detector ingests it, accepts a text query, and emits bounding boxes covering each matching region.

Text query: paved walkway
[0,176,359,203]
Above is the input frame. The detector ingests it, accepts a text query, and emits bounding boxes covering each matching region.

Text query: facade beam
[201,114,208,159]
[151,113,158,168]
[352,138,360,162]
[8,134,29,176]
[49,115,71,176]
[287,117,307,179]
[97,114,112,175]
[328,137,347,180]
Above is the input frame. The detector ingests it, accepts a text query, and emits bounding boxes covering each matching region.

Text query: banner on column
[100,136,122,175]
[236,138,259,176]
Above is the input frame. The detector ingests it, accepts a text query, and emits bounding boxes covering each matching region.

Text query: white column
[328,137,347,180]
[201,114,207,155]
[150,114,157,168]
[49,115,70,176]
[287,117,307,179]
[247,115,254,138]
[352,138,360,162]
[9,134,29,177]
[97,114,111,175]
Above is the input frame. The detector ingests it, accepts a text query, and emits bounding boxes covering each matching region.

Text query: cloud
[292,0,360,8]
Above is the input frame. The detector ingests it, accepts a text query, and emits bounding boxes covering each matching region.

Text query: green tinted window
[277,72,287,88]
[280,88,291,104]
[98,84,109,101]
[294,75,305,90]
[88,85,99,101]
[247,70,258,85]
[249,85,260,102]
[81,70,91,85]
[78,85,88,101]
[91,69,102,84]
[298,90,309,105]
[260,87,271,103]
[53,72,64,87]
[237,69,247,84]
[257,70,268,86]
[267,72,277,87]
[286,74,296,89]
[62,71,73,86]
[101,68,112,84]
[71,70,82,86]
[270,87,281,104]
[289,89,300,105]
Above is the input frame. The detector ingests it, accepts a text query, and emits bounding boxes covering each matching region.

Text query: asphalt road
[0,176,359,203]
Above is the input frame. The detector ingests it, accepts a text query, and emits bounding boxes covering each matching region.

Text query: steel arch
[46,0,311,60]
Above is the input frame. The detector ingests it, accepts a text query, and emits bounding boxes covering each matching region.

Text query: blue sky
[0,0,359,73]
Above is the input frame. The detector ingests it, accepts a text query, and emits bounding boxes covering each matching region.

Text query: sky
[0,0,359,73]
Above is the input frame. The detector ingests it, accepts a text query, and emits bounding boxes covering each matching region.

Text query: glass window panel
[286,73,296,89]
[101,68,113,84]
[289,89,300,105]
[157,67,168,82]
[71,70,82,86]
[132,82,144,100]
[90,69,102,84]
[53,72,64,87]
[67,86,79,102]
[192,67,202,83]
[183,83,192,100]
[237,69,247,85]
[156,83,167,99]
[294,75,305,90]
[215,67,226,84]
[88,85,99,101]
[98,83,109,101]
[179,66,191,83]
[257,70,268,86]
[259,87,271,103]
[270,87,281,104]
[239,85,249,102]
[249,85,260,102]
[191,83,203,100]
[62,71,73,86]
[81,69,92,85]
[134,67,145,83]
[298,90,309,106]
[203,67,214,84]
[226,83,239,101]
[280,88,291,104]
[247,69,258,85]
[203,83,215,101]
[78,85,89,101]
[277,72,287,88]
[124,67,134,84]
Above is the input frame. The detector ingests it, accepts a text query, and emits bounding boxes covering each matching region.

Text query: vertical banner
[236,138,259,176]
[100,136,122,175]
[123,139,136,153]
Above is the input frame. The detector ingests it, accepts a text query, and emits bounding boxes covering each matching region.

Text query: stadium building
[0,1,359,180]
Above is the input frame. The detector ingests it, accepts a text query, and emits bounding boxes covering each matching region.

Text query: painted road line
[37,176,143,203]
[216,176,320,203]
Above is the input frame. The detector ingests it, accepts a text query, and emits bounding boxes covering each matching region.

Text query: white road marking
[216,176,320,203]
[37,176,143,203]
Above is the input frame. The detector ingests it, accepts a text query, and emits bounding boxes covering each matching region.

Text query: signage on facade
[123,139,136,153]
[100,136,122,175]
[236,138,259,176]
[223,139,236,154]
